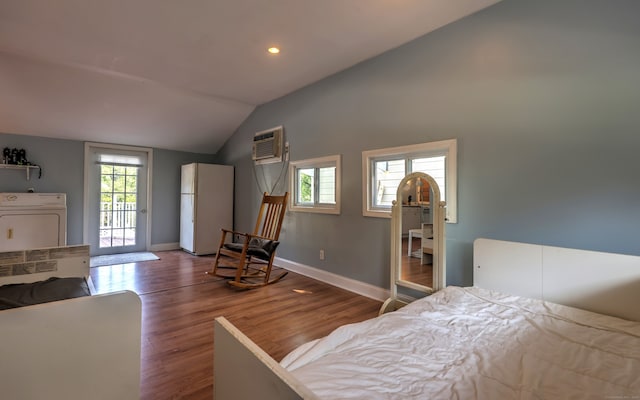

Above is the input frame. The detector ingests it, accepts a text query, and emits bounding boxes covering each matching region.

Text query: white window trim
[362,138,457,223]
[289,154,341,215]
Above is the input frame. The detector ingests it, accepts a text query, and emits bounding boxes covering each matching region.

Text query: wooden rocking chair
[208,192,288,288]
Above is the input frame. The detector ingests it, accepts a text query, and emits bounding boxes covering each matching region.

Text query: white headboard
[473,238,640,322]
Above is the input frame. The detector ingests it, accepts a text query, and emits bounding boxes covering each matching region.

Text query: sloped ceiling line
[0,0,502,153]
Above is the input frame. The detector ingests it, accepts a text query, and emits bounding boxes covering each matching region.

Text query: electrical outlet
[319,249,325,260]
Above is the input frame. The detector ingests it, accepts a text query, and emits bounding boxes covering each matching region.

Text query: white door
[85,144,150,256]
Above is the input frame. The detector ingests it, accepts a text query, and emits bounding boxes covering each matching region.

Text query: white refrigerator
[180,163,234,255]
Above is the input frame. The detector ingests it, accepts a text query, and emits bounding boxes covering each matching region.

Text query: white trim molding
[275,257,389,302]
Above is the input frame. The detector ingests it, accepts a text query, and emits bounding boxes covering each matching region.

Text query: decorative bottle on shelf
[10,148,18,164]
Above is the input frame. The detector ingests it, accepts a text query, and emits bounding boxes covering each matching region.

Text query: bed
[214,238,640,399]
[0,244,142,400]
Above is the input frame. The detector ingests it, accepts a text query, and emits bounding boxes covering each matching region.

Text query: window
[289,155,341,214]
[362,139,457,222]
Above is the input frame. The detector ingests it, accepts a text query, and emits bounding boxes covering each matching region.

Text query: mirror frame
[390,172,446,298]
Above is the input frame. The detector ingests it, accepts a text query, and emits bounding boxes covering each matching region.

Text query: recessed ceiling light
[268,47,280,54]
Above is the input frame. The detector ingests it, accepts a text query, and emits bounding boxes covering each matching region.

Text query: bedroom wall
[216,0,640,289]
[0,132,216,247]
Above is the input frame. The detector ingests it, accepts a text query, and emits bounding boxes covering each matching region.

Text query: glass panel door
[99,164,139,249]
[85,145,149,256]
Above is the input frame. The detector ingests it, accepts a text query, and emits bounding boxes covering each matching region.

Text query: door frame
[83,142,153,253]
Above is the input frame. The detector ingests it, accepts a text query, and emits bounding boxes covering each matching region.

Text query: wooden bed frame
[214,238,640,399]
[0,245,142,400]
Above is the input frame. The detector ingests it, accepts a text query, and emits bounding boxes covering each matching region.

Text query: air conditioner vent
[252,126,283,164]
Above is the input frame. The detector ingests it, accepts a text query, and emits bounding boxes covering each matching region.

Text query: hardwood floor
[90,250,382,399]
[401,237,433,287]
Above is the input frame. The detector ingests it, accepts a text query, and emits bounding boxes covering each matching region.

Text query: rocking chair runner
[208,192,288,288]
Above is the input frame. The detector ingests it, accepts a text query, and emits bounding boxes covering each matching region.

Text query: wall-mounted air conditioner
[252,126,283,164]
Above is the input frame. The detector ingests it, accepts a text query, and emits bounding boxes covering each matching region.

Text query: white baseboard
[149,242,180,252]
[275,257,389,302]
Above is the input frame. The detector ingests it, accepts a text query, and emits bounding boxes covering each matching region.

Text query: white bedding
[281,286,640,399]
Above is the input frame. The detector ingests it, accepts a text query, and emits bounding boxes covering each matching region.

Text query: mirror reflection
[400,177,433,288]
[382,171,445,313]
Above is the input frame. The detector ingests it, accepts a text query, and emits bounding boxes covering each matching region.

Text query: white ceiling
[0,0,501,154]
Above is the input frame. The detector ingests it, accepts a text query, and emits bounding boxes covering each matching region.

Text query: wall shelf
[0,164,41,180]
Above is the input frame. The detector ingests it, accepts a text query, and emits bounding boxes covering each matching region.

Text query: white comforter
[281,286,640,399]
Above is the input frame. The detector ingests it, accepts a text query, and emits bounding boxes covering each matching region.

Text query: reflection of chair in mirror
[408,223,433,264]
[208,192,288,289]
[407,229,421,256]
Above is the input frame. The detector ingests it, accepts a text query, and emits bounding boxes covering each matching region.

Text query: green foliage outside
[100,165,138,204]
[300,173,312,202]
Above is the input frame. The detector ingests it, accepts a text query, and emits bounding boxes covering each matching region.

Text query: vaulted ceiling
[0,0,501,153]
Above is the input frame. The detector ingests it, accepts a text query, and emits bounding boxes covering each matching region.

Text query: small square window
[290,155,341,214]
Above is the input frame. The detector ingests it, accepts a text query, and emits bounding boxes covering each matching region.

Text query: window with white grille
[362,139,457,222]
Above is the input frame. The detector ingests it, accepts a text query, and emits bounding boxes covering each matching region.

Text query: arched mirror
[380,172,446,314]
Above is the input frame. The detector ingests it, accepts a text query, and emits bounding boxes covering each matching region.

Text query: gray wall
[217,0,640,289]
[150,148,217,244]
[0,132,216,246]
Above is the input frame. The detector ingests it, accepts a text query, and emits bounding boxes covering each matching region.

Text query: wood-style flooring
[90,250,382,399]
[401,237,433,288]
